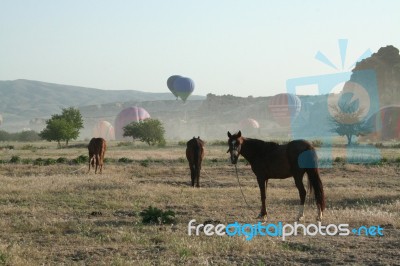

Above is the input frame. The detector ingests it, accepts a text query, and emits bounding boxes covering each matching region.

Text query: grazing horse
[88,137,107,174]
[186,136,205,187]
[227,131,325,221]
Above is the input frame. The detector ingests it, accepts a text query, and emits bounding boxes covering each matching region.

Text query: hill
[0,79,205,130]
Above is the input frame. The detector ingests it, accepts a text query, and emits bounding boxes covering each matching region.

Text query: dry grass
[0,141,399,265]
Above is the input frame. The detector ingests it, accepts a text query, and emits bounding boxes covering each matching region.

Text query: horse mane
[244,138,279,157]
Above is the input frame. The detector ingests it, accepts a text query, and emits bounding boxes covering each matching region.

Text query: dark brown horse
[227,131,325,221]
[186,136,205,187]
[88,137,107,174]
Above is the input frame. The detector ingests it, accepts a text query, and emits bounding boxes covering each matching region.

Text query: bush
[72,155,89,164]
[117,142,133,147]
[34,158,45,166]
[118,157,133,163]
[140,160,149,167]
[178,140,186,146]
[209,140,226,146]
[56,157,68,164]
[10,156,21,164]
[311,139,323,147]
[123,119,166,146]
[139,206,176,225]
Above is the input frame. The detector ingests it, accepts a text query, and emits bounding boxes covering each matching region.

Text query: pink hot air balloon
[114,107,151,139]
[92,121,115,141]
[268,93,301,127]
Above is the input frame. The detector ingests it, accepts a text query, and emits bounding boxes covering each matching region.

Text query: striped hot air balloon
[268,93,301,126]
[364,105,400,140]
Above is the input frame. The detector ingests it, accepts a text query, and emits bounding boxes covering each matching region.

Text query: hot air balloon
[173,76,194,102]
[238,118,260,136]
[239,118,260,129]
[92,120,115,141]
[167,75,194,102]
[167,75,181,99]
[268,93,301,127]
[364,105,400,140]
[114,107,151,139]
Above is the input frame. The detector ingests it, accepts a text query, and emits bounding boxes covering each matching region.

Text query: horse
[186,136,205,187]
[88,137,107,174]
[227,131,325,221]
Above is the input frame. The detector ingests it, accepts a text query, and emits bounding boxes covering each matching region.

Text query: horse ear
[237,131,241,138]
[227,131,232,138]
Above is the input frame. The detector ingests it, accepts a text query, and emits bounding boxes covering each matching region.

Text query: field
[0,141,399,265]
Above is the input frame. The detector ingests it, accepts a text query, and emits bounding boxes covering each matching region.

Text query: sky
[1,0,399,97]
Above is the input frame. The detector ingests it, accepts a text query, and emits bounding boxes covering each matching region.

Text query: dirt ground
[0,143,399,265]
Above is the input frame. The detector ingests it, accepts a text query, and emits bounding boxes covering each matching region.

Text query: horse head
[227,131,243,164]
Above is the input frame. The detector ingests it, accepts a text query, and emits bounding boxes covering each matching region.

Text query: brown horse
[88,137,107,174]
[186,136,205,187]
[227,131,325,221]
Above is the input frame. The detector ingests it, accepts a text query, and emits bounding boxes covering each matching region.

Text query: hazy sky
[1,0,399,97]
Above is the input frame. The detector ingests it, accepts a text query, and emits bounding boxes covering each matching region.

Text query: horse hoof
[316,216,322,222]
[296,216,305,222]
[256,213,267,221]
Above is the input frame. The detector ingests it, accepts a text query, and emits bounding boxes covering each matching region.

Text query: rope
[69,165,87,174]
[234,164,258,217]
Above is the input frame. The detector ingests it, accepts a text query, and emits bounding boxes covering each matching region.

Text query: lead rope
[234,164,258,218]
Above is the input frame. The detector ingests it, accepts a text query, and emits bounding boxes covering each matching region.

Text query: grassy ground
[0,141,399,265]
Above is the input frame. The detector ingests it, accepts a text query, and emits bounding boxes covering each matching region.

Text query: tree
[123,119,166,146]
[39,107,84,147]
[329,98,371,145]
[18,130,41,142]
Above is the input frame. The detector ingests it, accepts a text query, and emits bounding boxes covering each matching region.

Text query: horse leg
[195,165,200,188]
[95,154,99,174]
[88,153,92,173]
[189,163,195,187]
[99,158,103,174]
[257,176,268,220]
[294,174,306,221]
[88,155,94,173]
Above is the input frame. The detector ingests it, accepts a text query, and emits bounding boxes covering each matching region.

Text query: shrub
[139,206,176,225]
[56,157,68,164]
[118,157,133,163]
[311,139,323,147]
[117,142,133,147]
[44,158,57,165]
[34,158,44,166]
[72,155,89,164]
[10,156,21,164]
[140,160,149,167]
[178,140,186,146]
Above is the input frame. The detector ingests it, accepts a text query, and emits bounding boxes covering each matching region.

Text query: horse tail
[193,140,200,174]
[306,167,325,212]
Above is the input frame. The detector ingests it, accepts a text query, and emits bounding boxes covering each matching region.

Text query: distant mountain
[0,79,205,129]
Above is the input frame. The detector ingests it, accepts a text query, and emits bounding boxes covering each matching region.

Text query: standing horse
[186,136,205,187]
[88,137,107,174]
[227,131,325,221]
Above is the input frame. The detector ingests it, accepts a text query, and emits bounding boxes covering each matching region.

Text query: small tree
[329,96,371,145]
[123,119,166,146]
[39,107,84,147]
